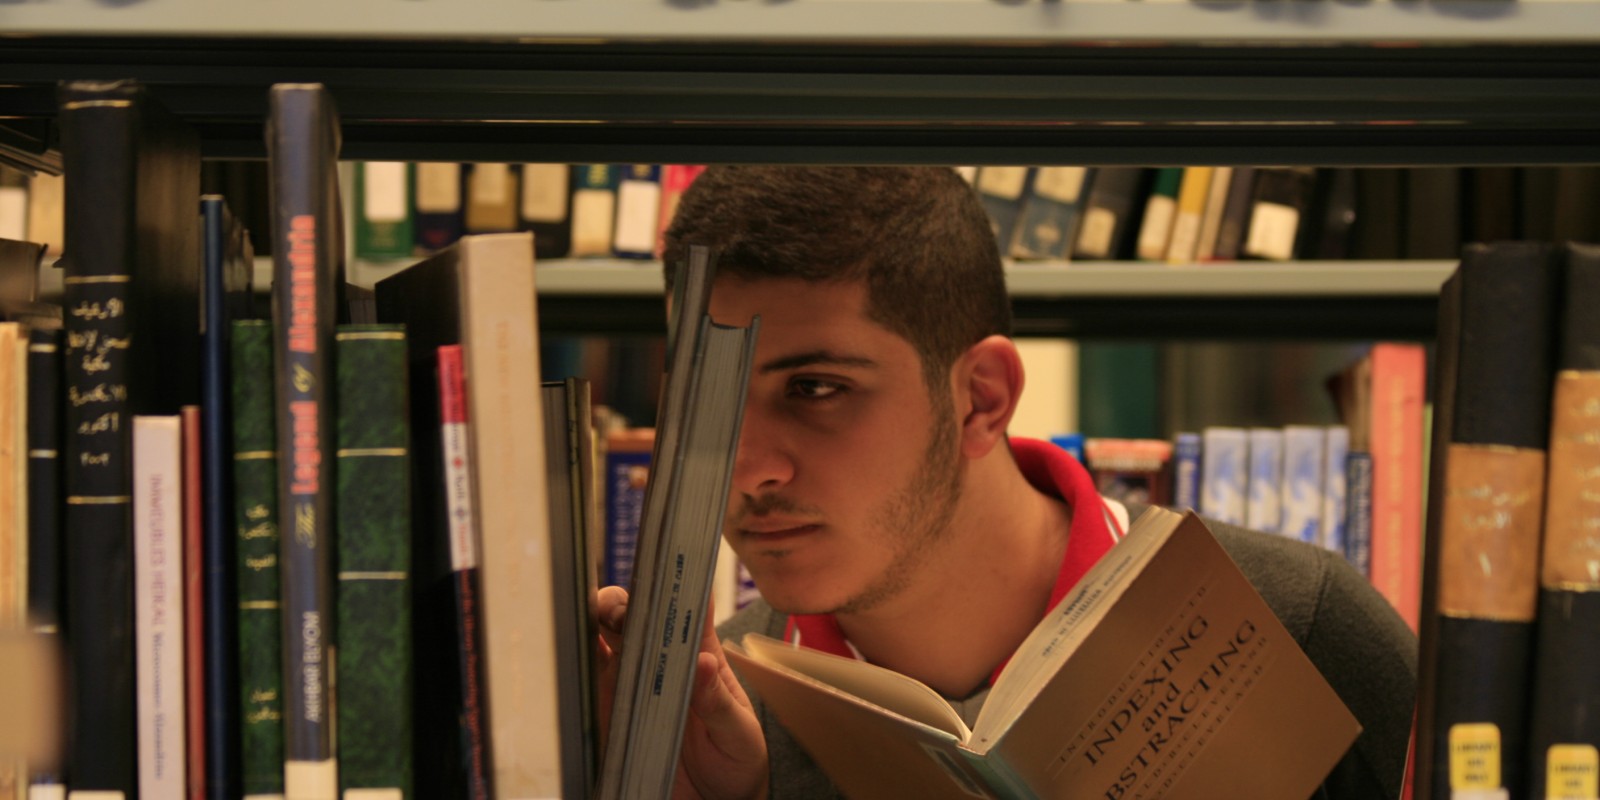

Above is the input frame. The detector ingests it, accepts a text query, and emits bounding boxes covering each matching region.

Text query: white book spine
[1199,427,1247,527]
[1279,426,1326,544]
[612,172,662,255]
[133,415,185,800]
[1321,426,1351,553]
[1245,428,1284,534]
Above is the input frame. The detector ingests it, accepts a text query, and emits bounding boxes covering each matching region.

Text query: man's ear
[954,335,1024,459]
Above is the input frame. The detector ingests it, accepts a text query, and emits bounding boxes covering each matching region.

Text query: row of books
[11,77,760,800]
[1415,241,1600,800]
[973,165,1600,265]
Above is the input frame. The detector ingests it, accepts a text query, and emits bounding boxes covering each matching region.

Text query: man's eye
[787,378,844,400]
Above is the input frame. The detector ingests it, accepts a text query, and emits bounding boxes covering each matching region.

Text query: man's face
[710,275,965,616]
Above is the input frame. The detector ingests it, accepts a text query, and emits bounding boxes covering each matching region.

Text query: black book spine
[60,78,200,794]
[1526,242,1600,800]
[201,195,247,798]
[1423,241,1560,800]
[267,82,343,792]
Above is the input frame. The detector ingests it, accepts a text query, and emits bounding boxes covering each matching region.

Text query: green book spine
[232,319,285,797]
[336,324,414,796]
[355,162,416,261]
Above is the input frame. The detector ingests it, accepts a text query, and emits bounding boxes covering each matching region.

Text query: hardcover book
[519,163,573,261]
[570,165,619,258]
[1199,426,1247,527]
[1070,167,1148,261]
[612,165,663,260]
[1415,242,1560,800]
[1526,242,1600,800]
[462,163,519,236]
[1320,425,1350,556]
[1280,425,1326,545]
[973,167,1032,257]
[59,77,202,797]
[354,162,415,261]
[596,245,760,800]
[266,82,343,798]
[133,414,187,800]
[1011,167,1090,261]
[1245,427,1283,535]
[334,325,413,799]
[726,507,1361,800]
[602,429,654,590]
[413,163,465,253]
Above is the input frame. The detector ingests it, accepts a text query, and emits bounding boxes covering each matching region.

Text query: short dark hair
[662,166,1012,387]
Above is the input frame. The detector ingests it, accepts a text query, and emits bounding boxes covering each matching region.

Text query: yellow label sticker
[1450,723,1503,790]
[1549,744,1600,800]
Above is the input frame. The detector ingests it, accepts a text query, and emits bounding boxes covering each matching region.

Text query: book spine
[0,323,26,799]
[1134,167,1182,262]
[1163,166,1213,264]
[1344,452,1374,577]
[181,406,206,800]
[603,446,652,589]
[60,84,142,797]
[1245,427,1283,535]
[1368,343,1427,633]
[612,165,663,260]
[1424,241,1558,800]
[134,414,187,800]
[519,163,573,261]
[1280,425,1325,545]
[354,162,415,261]
[267,83,341,798]
[1072,167,1146,261]
[1241,167,1314,262]
[1199,427,1246,527]
[1320,426,1350,555]
[570,165,620,257]
[26,328,61,637]
[463,163,519,235]
[335,325,413,798]
[1172,432,1201,513]
[436,344,492,800]
[231,320,286,798]
[1012,167,1089,260]
[412,163,464,253]
[1526,243,1600,800]
[973,167,1032,258]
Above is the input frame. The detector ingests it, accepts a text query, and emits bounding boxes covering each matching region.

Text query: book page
[740,634,970,740]
[974,506,1180,743]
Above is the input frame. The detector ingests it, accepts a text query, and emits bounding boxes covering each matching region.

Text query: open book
[726,506,1360,800]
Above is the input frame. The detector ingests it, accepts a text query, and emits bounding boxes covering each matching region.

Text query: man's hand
[596,586,769,800]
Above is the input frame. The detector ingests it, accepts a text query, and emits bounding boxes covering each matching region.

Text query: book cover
[1199,427,1247,527]
[726,507,1361,800]
[1280,425,1325,545]
[229,320,285,800]
[1525,242,1600,800]
[462,163,519,236]
[334,324,413,799]
[1209,166,1258,263]
[1012,167,1090,261]
[412,163,464,253]
[541,378,602,800]
[133,414,187,800]
[570,165,619,258]
[354,162,414,261]
[1070,167,1147,261]
[612,165,663,260]
[375,232,562,797]
[1134,167,1183,262]
[597,245,760,800]
[59,77,202,797]
[266,82,343,798]
[1367,343,1427,633]
[1245,427,1283,535]
[518,163,573,261]
[199,194,251,800]
[1415,242,1559,800]
[435,343,493,800]
[1192,165,1234,262]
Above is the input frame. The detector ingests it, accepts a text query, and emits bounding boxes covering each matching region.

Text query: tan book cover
[727,507,1360,800]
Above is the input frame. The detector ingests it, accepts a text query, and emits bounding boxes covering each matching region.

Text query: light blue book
[1246,428,1284,534]
[1321,426,1351,555]
[1172,432,1202,512]
[1200,427,1248,526]
[1279,426,1325,544]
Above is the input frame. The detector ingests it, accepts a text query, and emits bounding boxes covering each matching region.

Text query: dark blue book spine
[1173,432,1201,513]
[1345,451,1374,577]
[604,448,651,588]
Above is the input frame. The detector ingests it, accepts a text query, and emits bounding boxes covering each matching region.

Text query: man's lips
[738,521,823,541]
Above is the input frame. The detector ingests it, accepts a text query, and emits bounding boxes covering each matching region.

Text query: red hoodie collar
[783,437,1123,686]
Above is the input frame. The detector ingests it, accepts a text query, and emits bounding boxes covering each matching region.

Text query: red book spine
[1368,343,1427,632]
[654,164,706,258]
[181,405,207,799]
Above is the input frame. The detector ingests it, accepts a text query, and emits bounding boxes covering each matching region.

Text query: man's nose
[730,404,795,498]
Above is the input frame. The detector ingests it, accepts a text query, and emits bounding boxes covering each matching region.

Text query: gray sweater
[717,505,1418,799]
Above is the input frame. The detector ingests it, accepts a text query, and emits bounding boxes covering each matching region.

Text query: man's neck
[833,454,1072,698]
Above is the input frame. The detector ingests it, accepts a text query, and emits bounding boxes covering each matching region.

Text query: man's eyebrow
[758,350,878,374]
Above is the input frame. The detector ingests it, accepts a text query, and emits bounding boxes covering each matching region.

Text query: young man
[597,166,1417,800]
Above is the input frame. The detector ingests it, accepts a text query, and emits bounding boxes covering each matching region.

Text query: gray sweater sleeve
[718,506,1419,800]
